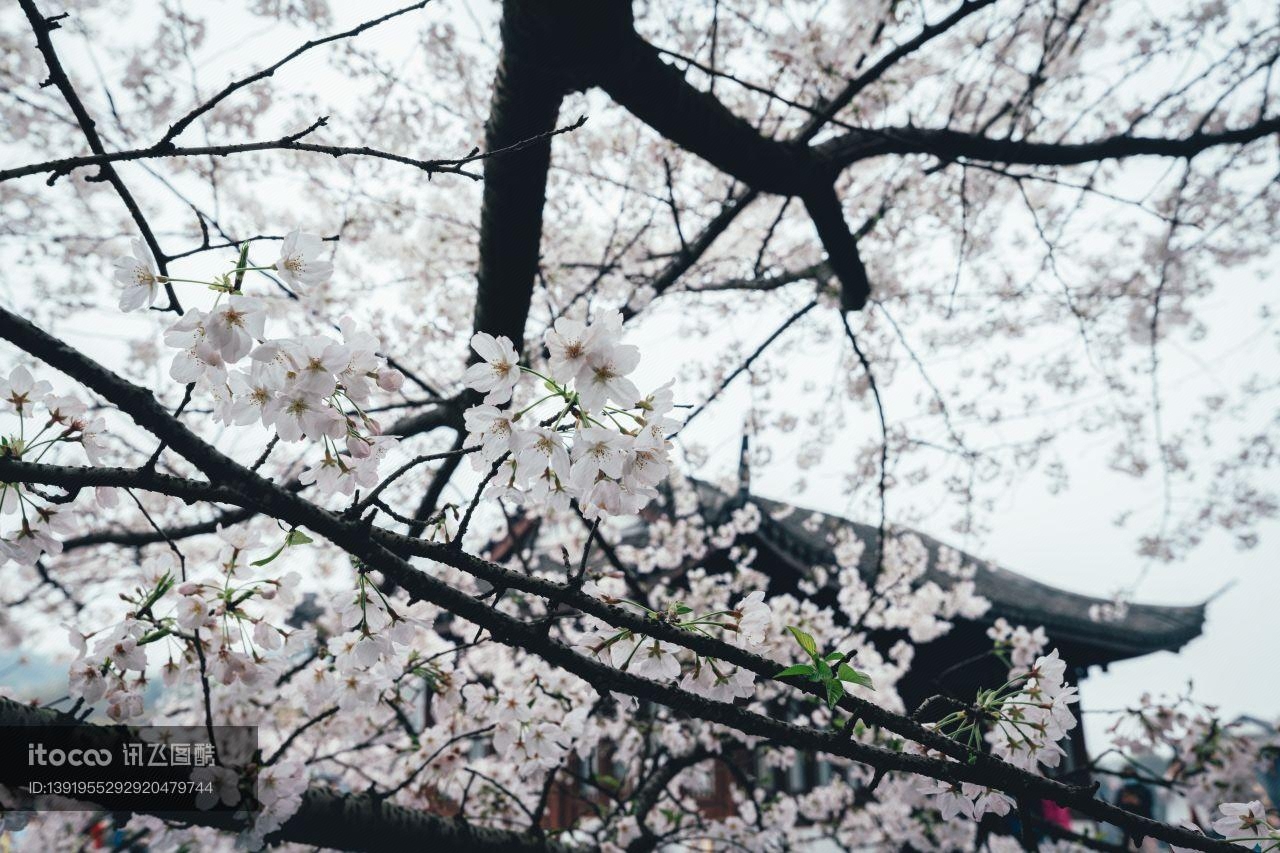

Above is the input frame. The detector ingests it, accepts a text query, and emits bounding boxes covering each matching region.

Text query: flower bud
[377,368,404,392]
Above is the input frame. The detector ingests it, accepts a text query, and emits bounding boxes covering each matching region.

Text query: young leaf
[786,625,818,658]
[285,529,313,546]
[250,543,287,567]
[825,680,845,709]
[775,664,815,679]
[838,664,875,690]
[252,528,313,566]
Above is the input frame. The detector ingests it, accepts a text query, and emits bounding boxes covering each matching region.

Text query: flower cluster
[1088,592,1131,623]
[240,759,311,850]
[918,648,1078,819]
[914,779,1014,822]
[986,617,1048,669]
[67,619,150,722]
[984,649,1079,771]
[464,683,593,775]
[462,313,675,520]
[612,474,763,573]
[576,587,772,702]
[334,574,417,666]
[1107,691,1277,814]
[292,573,444,718]
[67,528,307,721]
[0,366,108,566]
[833,532,989,644]
[114,232,404,499]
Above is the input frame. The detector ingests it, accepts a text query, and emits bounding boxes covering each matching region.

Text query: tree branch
[816,118,1280,168]
[18,0,181,311]
[156,0,436,146]
[0,307,1237,852]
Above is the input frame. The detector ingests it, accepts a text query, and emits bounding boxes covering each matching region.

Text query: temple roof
[695,482,1206,664]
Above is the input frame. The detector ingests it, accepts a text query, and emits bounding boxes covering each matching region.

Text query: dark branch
[0,115,589,185]
[18,0,181,311]
[157,0,436,146]
[816,118,1280,168]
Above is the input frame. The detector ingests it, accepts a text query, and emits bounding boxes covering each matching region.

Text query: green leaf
[816,659,834,681]
[823,651,845,662]
[250,543,287,567]
[252,529,313,566]
[837,664,875,690]
[786,625,818,658]
[825,680,845,709]
[286,529,313,546]
[674,604,693,615]
[775,664,815,679]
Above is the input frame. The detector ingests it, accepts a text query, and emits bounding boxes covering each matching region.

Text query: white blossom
[275,230,333,292]
[112,238,162,311]
[463,332,521,405]
[0,366,51,417]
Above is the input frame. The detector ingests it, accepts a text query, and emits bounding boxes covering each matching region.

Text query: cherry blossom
[463,332,521,405]
[577,354,640,416]
[164,310,229,385]
[456,314,672,521]
[204,296,266,363]
[734,590,773,644]
[0,366,50,417]
[1212,801,1278,847]
[544,316,601,380]
[273,229,333,292]
[0,380,111,565]
[112,239,162,311]
[463,404,515,463]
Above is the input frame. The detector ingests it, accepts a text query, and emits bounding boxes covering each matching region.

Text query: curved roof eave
[719,487,1207,662]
